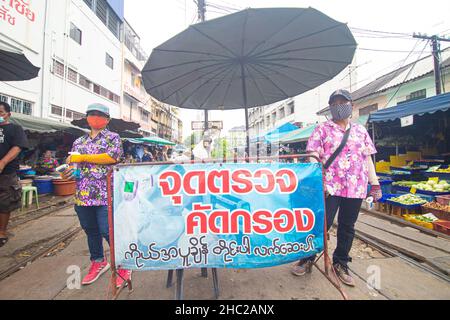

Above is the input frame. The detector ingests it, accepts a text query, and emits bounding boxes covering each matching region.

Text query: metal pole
[431,36,442,95]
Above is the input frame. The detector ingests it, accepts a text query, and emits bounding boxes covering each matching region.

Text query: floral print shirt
[307,120,377,199]
[71,129,123,206]
[36,157,58,173]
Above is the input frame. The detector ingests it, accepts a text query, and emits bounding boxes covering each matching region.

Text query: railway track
[0,227,82,282]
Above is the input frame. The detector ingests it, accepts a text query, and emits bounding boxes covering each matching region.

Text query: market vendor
[61,103,131,288]
[0,102,29,247]
[35,149,59,175]
[291,89,382,287]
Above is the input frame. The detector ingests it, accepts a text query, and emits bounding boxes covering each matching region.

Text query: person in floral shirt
[62,103,131,288]
[35,150,58,175]
[291,89,382,287]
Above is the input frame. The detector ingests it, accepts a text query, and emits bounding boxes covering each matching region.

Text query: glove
[68,153,117,165]
[369,185,382,202]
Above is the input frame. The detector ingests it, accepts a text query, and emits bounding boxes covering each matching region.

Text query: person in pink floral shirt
[292,89,382,287]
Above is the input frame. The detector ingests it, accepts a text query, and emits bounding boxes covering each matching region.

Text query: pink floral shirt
[307,120,377,199]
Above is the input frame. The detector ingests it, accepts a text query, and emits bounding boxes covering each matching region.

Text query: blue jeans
[75,205,110,262]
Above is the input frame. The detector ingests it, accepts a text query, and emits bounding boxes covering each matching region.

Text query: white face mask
[330,102,353,121]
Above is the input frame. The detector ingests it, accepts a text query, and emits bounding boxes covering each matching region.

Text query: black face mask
[330,103,352,120]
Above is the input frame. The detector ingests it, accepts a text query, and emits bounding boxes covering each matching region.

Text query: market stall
[368,93,450,235]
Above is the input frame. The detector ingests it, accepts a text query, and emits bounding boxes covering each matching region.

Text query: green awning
[10,112,88,135]
[125,136,176,146]
[279,116,370,144]
[279,124,317,144]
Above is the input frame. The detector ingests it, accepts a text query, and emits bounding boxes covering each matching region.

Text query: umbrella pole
[245,106,250,162]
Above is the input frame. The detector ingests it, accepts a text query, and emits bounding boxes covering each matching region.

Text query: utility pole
[195,0,209,137]
[413,34,450,95]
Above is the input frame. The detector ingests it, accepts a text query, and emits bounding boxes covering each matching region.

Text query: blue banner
[113,163,325,270]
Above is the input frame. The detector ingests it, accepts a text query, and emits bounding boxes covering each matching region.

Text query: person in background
[141,146,154,163]
[62,103,131,288]
[291,90,382,286]
[35,149,59,175]
[0,102,29,247]
[124,153,135,164]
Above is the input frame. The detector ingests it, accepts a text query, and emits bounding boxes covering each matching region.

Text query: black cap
[328,89,352,105]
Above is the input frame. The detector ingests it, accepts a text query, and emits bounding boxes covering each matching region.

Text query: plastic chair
[21,186,39,211]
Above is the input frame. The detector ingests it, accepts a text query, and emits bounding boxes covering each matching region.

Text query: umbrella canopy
[142,7,356,110]
[0,43,40,81]
[71,118,141,138]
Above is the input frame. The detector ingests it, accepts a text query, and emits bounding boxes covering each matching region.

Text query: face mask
[87,116,109,130]
[0,116,5,124]
[330,102,353,121]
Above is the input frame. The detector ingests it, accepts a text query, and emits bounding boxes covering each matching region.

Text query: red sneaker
[116,269,132,288]
[81,259,110,285]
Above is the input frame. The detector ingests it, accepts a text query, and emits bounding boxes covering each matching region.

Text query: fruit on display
[427,166,450,173]
[423,202,450,213]
[388,194,428,205]
[393,180,450,193]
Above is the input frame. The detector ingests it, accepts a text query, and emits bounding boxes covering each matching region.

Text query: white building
[1,0,124,121]
[249,62,358,138]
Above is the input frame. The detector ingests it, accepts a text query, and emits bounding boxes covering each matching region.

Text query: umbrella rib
[252,23,347,58]
[247,63,290,99]
[260,61,330,78]
[258,57,351,64]
[253,62,313,90]
[177,65,233,108]
[254,43,358,60]
[153,48,233,60]
[246,8,308,57]
[220,67,239,108]
[161,63,231,102]
[245,64,269,106]
[199,67,236,109]
[143,59,226,73]
[146,61,230,90]
[191,25,238,58]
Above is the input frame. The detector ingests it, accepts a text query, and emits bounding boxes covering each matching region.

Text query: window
[51,105,63,116]
[70,23,82,45]
[108,10,120,38]
[287,101,295,115]
[68,68,78,83]
[95,0,107,24]
[141,109,149,122]
[53,60,65,77]
[105,53,114,69]
[79,75,92,90]
[271,112,276,124]
[10,98,22,113]
[359,104,378,116]
[93,84,100,94]
[408,89,426,101]
[66,110,73,119]
[83,0,93,8]
[279,107,285,119]
[100,86,109,98]
[72,111,84,120]
[22,102,32,115]
[10,98,32,115]
[0,95,8,103]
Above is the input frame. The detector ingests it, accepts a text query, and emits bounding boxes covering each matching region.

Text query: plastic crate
[436,195,450,206]
[421,203,450,221]
[432,221,450,235]
[392,185,450,196]
[379,180,393,195]
[424,171,450,180]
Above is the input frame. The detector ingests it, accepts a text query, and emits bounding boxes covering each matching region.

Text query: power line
[358,47,431,53]
[350,27,412,37]
[382,40,430,108]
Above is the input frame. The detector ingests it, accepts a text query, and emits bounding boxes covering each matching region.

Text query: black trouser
[305,196,363,267]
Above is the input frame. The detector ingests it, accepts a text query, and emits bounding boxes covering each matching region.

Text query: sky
[124,0,450,139]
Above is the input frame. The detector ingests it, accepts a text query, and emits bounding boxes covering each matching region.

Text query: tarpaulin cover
[369,92,450,123]
[113,163,325,270]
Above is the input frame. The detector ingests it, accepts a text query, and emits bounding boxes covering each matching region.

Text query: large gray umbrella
[0,43,40,81]
[142,7,357,154]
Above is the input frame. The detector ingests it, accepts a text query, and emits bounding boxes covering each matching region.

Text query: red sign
[0,0,36,26]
